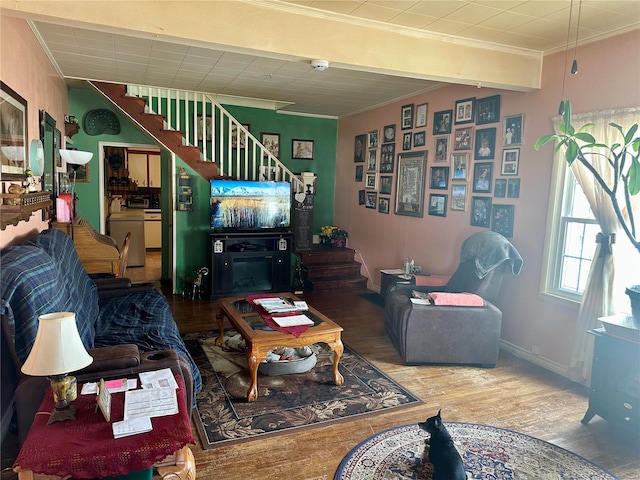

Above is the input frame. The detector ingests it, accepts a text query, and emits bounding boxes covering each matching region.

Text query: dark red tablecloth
[14,374,194,479]
[246,293,312,337]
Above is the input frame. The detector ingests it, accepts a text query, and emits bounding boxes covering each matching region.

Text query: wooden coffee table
[216,293,344,401]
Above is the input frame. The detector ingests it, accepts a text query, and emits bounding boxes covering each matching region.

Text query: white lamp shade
[21,312,93,376]
[59,149,93,166]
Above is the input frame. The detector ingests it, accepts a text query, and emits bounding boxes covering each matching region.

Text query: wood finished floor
[168,290,640,480]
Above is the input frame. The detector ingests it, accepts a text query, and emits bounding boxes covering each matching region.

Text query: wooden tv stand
[208,231,293,298]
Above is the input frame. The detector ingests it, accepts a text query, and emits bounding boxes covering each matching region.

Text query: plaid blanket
[1,229,201,398]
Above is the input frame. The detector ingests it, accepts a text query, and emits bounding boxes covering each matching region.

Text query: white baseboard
[500,340,571,380]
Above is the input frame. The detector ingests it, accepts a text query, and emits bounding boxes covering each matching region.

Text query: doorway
[98,142,167,283]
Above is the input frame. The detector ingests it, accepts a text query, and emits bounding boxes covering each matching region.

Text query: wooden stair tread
[299,246,366,292]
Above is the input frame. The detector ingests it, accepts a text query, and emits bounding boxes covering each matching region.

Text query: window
[552,172,598,300]
[541,108,639,309]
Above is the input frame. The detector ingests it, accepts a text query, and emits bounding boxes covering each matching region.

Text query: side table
[581,326,639,436]
[380,269,412,297]
[14,374,195,479]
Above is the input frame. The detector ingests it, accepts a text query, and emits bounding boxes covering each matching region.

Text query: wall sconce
[21,312,93,424]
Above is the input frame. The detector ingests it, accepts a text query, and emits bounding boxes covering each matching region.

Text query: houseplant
[535,99,640,316]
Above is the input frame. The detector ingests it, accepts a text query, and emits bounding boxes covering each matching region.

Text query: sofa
[0,228,202,444]
[385,231,522,367]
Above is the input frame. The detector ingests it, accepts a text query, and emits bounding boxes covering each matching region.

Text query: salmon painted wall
[335,30,640,374]
[0,17,68,247]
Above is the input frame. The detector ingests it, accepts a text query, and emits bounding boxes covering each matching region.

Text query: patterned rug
[183,330,421,449]
[335,423,619,480]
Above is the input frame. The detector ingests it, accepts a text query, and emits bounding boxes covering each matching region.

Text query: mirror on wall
[39,110,57,220]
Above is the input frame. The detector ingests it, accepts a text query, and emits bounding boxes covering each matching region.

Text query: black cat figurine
[418,410,467,480]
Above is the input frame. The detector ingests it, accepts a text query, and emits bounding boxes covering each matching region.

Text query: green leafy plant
[535,100,640,254]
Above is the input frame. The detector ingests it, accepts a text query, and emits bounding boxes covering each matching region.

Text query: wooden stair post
[298,246,368,291]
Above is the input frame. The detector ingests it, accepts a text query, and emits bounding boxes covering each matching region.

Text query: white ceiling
[28,0,640,117]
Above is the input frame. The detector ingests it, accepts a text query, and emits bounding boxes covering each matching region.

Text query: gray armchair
[385,231,522,367]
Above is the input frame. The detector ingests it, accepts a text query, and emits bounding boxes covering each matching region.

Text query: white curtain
[555,107,640,384]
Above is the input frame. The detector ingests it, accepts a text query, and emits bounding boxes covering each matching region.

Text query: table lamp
[21,312,93,424]
[59,149,92,239]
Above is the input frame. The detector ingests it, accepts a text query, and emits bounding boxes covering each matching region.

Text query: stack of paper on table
[253,298,300,313]
[272,314,314,327]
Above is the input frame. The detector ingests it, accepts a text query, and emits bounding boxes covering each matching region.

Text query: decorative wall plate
[108,152,124,172]
[29,139,44,176]
[83,109,121,136]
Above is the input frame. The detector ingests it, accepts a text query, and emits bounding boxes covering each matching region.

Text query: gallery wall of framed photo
[353,96,523,237]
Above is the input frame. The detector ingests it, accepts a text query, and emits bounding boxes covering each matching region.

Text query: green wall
[68,88,338,288]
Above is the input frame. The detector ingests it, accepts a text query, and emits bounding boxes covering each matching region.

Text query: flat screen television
[210,179,291,230]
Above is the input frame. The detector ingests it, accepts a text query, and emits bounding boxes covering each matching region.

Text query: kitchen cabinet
[128,152,160,188]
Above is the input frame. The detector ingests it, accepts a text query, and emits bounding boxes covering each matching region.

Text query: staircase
[90,81,304,192]
[299,246,368,291]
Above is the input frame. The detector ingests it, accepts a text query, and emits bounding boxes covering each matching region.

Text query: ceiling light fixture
[558,0,582,115]
[310,59,329,71]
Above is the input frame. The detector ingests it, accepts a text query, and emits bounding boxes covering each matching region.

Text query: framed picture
[365,173,377,190]
[383,124,396,143]
[260,166,277,181]
[501,148,520,175]
[474,127,497,160]
[434,136,449,163]
[413,131,426,147]
[503,114,524,146]
[67,158,89,182]
[451,185,467,211]
[379,175,392,194]
[476,95,501,125]
[1,81,28,179]
[470,196,492,228]
[454,126,473,151]
[492,204,515,237]
[473,162,493,193]
[365,191,377,209]
[261,132,280,158]
[395,150,427,217]
[378,197,390,214]
[402,132,412,151]
[354,134,366,162]
[368,130,379,148]
[358,189,365,205]
[197,114,213,141]
[97,378,112,422]
[380,143,395,173]
[231,123,250,149]
[508,178,521,198]
[433,110,453,135]
[428,193,448,217]
[292,139,314,160]
[367,149,377,171]
[451,153,469,181]
[494,178,507,198]
[401,103,414,130]
[455,97,475,124]
[430,166,449,190]
[355,165,363,182]
[415,103,428,127]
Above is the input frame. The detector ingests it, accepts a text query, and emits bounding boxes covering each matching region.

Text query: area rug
[183,330,421,449]
[357,292,385,307]
[335,423,619,480]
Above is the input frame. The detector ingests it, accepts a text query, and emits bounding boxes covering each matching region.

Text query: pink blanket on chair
[427,292,484,306]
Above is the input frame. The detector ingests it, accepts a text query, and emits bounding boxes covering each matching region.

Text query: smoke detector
[310,59,329,71]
